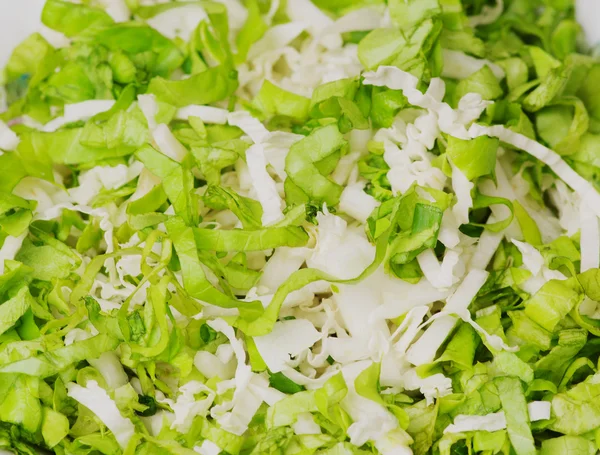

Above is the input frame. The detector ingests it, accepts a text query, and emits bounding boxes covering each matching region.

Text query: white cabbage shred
[445,401,551,434]
[0,119,20,150]
[67,381,136,448]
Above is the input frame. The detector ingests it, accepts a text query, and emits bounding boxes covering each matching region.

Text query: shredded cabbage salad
[2,0,600,454]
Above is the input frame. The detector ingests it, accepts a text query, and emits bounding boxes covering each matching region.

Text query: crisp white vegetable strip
[138,94,159,130]
[254,319,321,372]
[0,233,27,275]
[67,381,135,448]
[194,440,222,455]
[245,144,285,225]
[339,183,380,223]
[512,239,545,276]
[227,111,287,224]
[286,0,333,36]
[98,0,130,22]
[417,249,455,289]
[469,124,600,217]
[42,100,115,132]
[228,110,271,143]
[0,119,20,150]
[442,49,505,80]
[153,124,189,162]
[146,4,208,41]
[406,270,489,365]
[450,162,474,226]
[445,401,551,434]
[175,105,229,124]
[405,315,457,366]
[580,200,600,272]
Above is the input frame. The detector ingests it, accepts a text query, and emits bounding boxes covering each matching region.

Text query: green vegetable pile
[1,0,600,454]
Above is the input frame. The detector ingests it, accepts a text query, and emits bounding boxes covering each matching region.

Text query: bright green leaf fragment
[148,65,238,107]
[3,0,600,453]
[446,135,499,180]
[524,279,583,332]
[0,375,43,434]
[358,28,407,71]
[494,377,536,455]
[136,145,198,226]
[354,362,384,405]
[0,287,33,336]
[5,33,53,82]
[254,80,310,121]
[541,436,596,455]
[193,225,309,252]
[41,407,70,448]
[454,65,504,102]
[550,380,600,435]
[284,124,347,205]
[388,0,440,31]
[41,0,114,37]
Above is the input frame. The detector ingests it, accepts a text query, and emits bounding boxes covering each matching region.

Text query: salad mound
[1,0,600,454]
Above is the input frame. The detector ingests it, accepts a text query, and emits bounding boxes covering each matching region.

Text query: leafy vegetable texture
[2,0,600,454]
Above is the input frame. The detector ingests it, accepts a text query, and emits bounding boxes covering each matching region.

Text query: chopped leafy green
[2,0,600,453]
